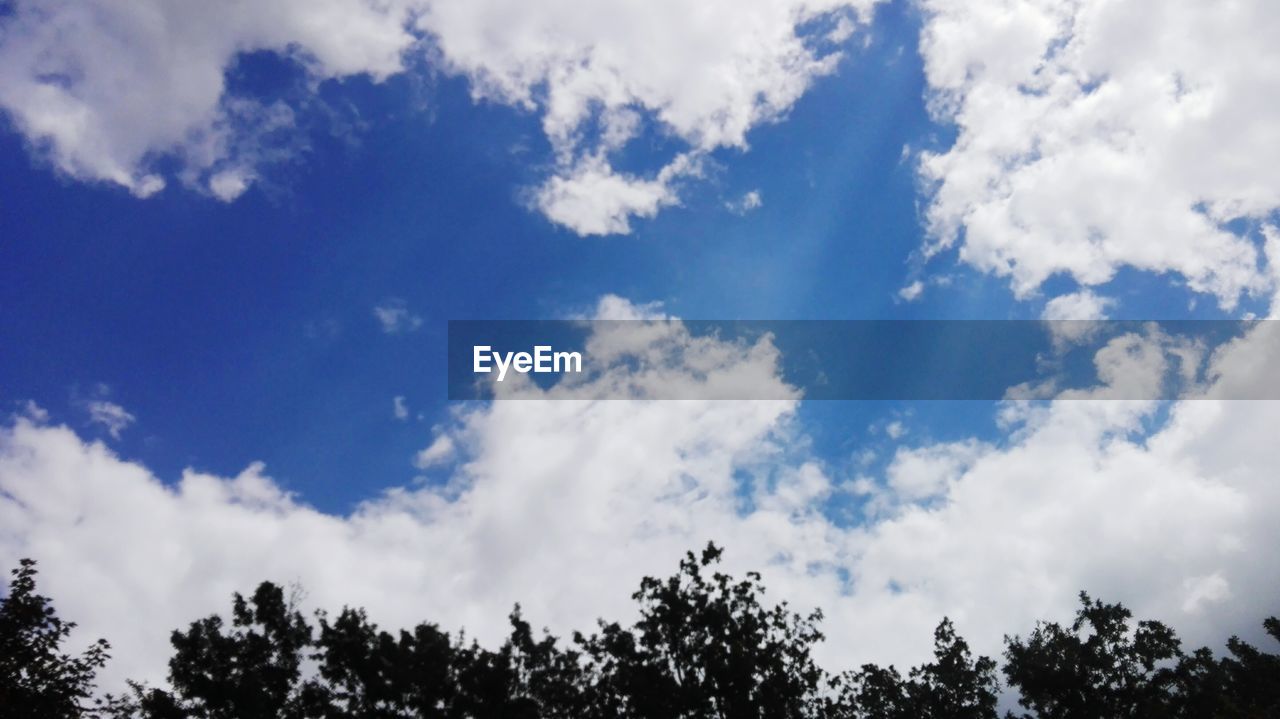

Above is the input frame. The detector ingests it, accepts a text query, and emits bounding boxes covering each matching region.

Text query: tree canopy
[0,559,110,719]
[1,547,1276,718]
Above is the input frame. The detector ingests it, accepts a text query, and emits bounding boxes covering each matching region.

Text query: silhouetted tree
[833,617,998,718]
[1217,617,1280,717]
[307,606,458,717]
[1175,617,1280,718]
[838,662,909,718]
[575,543,829,717]
[119,581,321,719]
[5,552,1280,718]
[111,589,594,718]
[1004,591,1194,717]
[1003,592,1280,718]
[0,559,110,719]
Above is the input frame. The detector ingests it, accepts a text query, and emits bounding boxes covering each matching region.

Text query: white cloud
[917,0,1280,310]
[84,400,135,439]
[842,395,1273,659]
[587,293,667,321]
[1181,573,1231,615]
[423,0,879,233]
[208,168,253,203]
[392,396,409,421]
[0,0,879,231]
[1042,290,1113,322]
[0,0,416,198]
[897,280,925,302]
[1042,289,1115,348]
[1,297,810,690]
[372,299,423,334]
[413,434,453,468]
[881,439,985,504]
[1198,320,1280,400]
[4,300,1280,697]
[534,153,695,236]
[726,189,764,215]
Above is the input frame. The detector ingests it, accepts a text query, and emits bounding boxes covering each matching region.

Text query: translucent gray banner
[447,320,1280,400]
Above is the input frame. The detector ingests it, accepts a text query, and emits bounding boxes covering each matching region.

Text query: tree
[0,559,110,719]
[575,543,829,718]
[6,552,1279,718]
[1202,617,1280,718]
[1003,592,1280,719]
[904,619,999,718]
[1003,592,1185,717]
[111,589,592,718]
[119,581,321,719]
[835,617,998,719]
[307,606,457,718]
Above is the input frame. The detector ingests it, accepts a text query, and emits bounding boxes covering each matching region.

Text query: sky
[2,0,1280,694]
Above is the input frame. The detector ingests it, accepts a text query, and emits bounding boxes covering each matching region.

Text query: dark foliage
[831,617,999,718]
[2,549,1278,718]
[0,559,110,718]
[574,544,828,717]
[1002,592,1280,719]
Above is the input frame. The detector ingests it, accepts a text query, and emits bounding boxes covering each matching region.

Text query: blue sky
[2,1,993,511]
[3,0,1245,512]
[3,0,1280,692]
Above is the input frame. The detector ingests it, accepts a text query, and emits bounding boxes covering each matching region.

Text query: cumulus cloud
[917,0,1280,309]
[423,0,878,234]
[0,297,810,690]
[372,299,423,334]
[392,396,410,421]
[1042,290,1113,322]
[0,0,879,232]
[0,0,416,198]
[878,439,986,506]
[1199,320,1280,400]
[4,299,1280,697]
[846,395,1274,656]
[533,153,696,236]
[1041,289,1115,348]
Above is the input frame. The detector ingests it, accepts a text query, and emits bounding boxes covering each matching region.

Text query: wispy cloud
[85,400,135,439]
[725,189,763,215]
[897,281,924,302]
[373,300,423,334]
